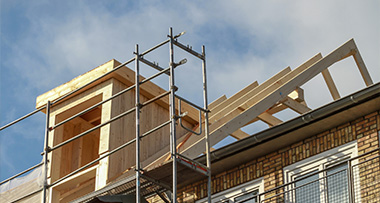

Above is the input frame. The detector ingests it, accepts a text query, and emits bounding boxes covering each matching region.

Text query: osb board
[106,79,195,182]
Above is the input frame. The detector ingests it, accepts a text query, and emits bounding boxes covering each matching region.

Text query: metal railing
[217,147,380,203]
[0,28,211,203]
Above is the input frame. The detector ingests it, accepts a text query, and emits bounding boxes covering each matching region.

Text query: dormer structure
[36,59,199,202]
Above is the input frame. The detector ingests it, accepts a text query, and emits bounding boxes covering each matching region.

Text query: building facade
[178,87,380,203]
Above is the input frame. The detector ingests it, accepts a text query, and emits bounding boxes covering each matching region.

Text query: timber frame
[38,28,213,203]
[0,35,374,203]
[143,38,373,171]
[71,38,373,202]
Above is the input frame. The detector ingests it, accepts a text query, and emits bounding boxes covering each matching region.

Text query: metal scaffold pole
[135,44,141,203]
[42,100,51,203]
[1,27,211,203]
[169,27,178,203]
[202,46,212,203]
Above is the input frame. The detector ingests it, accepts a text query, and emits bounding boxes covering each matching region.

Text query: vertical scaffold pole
[202,46,212,203]
[135,44,141,203]
[42,100,51,203]
[169,27,178,203]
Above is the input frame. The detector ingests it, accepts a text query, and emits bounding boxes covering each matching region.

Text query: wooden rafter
[230,129,250,140]
[143,39,374,171]
[145,55,321,170]
[352,48,373,86]
[282,97,311,114]
[258,112,283,127]
[210,81,259,118]
[179,39,371,160]
[243,87,306,126]
[209,67,291,122]
[322,68,341,100]
[208,95,227,110]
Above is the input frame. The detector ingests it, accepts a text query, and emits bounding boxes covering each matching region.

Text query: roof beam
[282,97,312,114]
[164,53,322,160]
[258,112,283,127]
[180,39,359,158]
[243,87,306,126]
[230,129,250,140]
[210,67,291,122]
[208,95,227,110]
[322,68,341,100]
[210,81,259,117]
[146,39,371,168]
[180,50,326,158]
[178,66,294,153]
[352,48,373,86]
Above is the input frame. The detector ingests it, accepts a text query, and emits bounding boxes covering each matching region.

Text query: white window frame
[196,178,264,203]
[283,141,358,202]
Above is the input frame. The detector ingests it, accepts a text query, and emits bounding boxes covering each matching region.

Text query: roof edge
[196,82,380,164]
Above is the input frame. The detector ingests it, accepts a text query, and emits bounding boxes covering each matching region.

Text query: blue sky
[1,1,379,182]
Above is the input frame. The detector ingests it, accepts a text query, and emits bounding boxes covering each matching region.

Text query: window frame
[283,141,358,202]
[196,178,264,203]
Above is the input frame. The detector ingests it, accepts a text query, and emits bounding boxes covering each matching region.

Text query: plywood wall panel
[106,79,195,181]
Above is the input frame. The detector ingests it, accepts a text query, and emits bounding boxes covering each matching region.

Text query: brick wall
[178,110,380,202]
[355,112,380,202]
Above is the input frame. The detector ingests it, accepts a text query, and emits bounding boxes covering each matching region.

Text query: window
[326,163,349,202]
[196,178,263,203]
[284,141,357,203]
[234,190,258,203]
[294,169,320,202]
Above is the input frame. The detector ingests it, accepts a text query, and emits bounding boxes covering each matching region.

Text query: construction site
[0,28,379,203]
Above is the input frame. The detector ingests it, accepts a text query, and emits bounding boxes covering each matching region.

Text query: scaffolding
[2,29,376,203]
[0,27,212,203]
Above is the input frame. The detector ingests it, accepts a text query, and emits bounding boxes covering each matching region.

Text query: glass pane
[234,190,258,203]
[295,171,320,203]
[327,163,349,203]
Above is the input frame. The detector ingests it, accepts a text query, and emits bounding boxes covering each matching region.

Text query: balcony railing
[219,147,380,203]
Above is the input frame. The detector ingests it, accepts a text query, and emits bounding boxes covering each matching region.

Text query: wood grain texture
[180,39,357,159]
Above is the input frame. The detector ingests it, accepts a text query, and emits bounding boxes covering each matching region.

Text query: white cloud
[6,1,379,99]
